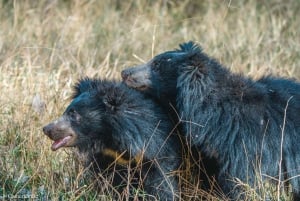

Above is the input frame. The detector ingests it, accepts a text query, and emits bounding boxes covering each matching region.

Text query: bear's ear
[103,95,120,112]
[177,41,202,54]
[72,77,97,99]
[103,92,122,112]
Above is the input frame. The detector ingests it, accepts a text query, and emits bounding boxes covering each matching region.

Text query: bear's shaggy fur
[43,78,181,200]
[122,42,300,200]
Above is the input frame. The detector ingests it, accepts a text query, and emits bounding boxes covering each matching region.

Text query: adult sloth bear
[43,78,181,201]
[121,42,300,200]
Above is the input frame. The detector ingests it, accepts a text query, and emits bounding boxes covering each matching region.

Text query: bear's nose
[121,69,131,81]
[43,124,52,136]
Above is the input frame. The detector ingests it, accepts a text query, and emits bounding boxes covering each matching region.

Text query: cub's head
[121,41,202,101]
[42,79,119,151]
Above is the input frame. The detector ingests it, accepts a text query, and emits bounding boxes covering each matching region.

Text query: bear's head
[43,78,173,160]
[121,41,203,102]
[42,79,125,151]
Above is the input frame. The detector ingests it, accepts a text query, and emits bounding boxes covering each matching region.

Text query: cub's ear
[102,90,122,112]
[177,41,202,53]
[72,77,97,99]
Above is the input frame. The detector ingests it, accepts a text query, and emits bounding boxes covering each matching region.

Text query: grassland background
[0,0,299,200]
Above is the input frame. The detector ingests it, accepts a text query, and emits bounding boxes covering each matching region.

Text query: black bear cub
[122,42,300,200]
[43,78,181,201]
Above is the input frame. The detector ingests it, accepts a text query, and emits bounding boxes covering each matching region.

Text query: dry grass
[0,0,299,200]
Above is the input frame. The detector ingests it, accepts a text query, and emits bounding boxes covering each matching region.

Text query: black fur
[43,78,181,200]
[122,41,300,200]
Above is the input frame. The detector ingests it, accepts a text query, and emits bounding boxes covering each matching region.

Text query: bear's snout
[43,123,54,137]
[121,69,131,81]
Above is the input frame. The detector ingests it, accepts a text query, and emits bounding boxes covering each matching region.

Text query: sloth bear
[42,78,181,200]
[121,42,300,200]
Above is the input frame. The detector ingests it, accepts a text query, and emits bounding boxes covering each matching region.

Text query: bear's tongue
[51,136,72,151]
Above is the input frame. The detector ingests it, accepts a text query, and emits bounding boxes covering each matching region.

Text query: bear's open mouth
[51,135,72,151]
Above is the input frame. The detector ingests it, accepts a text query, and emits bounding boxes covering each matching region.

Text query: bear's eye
[152,61,160,72]
[69,109,80,122]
